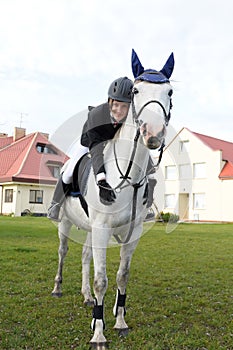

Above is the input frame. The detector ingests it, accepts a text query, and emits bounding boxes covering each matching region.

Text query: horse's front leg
[113,237,139,330]
[51,220,72,297]
[81,231,94,306]
[90,227,110,345]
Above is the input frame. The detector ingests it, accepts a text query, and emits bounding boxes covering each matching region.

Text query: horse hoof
[117,328,129,337]
[51,292,62,298]
[84,299,95,307]
[89,342,108,349]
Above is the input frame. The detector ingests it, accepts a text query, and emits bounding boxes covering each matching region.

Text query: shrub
[157,211,179,223]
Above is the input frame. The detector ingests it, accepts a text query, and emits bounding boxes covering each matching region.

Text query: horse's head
[131,49,174,150]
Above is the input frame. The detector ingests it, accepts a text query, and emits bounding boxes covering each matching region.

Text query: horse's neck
[105,111,149,184]
[118,111,135,139]
[118,115,137,145]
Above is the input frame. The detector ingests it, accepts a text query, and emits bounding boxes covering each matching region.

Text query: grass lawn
[0,216,233,349]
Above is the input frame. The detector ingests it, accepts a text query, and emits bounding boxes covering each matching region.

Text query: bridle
[112,84,173,244]
[131,87,172,127]
[112,85,172,189]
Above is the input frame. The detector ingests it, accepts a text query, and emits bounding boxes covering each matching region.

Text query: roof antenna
[19,113,28,128]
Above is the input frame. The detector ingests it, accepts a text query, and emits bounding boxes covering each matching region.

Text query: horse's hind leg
[113,238,139,331]
[51,220,72,297]
[81,232,94,306]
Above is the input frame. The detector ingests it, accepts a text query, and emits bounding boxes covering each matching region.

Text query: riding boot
[146,178,157,208]
[144,178,157,221]
[47,175,71,222]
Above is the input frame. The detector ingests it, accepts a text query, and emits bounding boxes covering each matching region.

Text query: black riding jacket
[81,103,124,176]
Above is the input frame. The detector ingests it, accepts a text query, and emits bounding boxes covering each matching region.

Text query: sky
[0,0,233,147]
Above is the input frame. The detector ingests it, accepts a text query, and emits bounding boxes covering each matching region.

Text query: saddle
[68,153,92,216]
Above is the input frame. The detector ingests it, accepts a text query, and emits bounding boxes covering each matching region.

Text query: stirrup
[144,208,155,222]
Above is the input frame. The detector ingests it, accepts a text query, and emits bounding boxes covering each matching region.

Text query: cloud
[0,0,232,141]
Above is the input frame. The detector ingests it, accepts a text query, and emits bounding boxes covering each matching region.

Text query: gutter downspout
[0,185,3,214]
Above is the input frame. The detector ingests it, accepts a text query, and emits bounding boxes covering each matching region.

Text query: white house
[1,126,233,221]
[154,127,233,222]
[0,127,67,216]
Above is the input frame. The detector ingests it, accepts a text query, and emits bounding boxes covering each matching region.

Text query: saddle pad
[72,153,92,196]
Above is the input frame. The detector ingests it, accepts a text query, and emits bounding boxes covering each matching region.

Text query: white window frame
[165,165,177,180]
[193,193,205,209]
[5,189,13,203]
[29,190,43,204]
[193,163,206,179]
[179,140,190,153]
[52,166,61,178]
[165,194,176,208]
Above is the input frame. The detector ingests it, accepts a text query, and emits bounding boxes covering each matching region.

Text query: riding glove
[98,180,116,205]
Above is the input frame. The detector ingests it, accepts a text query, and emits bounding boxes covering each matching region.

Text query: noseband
[131,89,172,127]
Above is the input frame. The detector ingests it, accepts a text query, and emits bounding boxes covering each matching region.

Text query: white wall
[1,182,55,216]
[0,184,17,215]
[220,179,233,221]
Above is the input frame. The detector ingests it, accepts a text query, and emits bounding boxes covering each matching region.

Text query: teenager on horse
[47,76,156,222]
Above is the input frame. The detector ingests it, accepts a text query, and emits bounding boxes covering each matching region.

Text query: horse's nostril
[147,136,161,149]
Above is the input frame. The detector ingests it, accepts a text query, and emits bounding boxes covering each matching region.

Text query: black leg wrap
[114,289,126,317]
[92,299,105,331]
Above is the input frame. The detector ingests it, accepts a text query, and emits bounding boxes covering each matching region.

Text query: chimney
[41,132,49,139]
[13,127,26,141]
[0,133,8,138]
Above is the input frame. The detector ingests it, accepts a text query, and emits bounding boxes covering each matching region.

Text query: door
[179,193,189,220]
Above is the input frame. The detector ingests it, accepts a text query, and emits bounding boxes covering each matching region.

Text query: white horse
[52,49,174,347]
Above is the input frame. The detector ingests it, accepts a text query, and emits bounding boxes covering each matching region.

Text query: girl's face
[110,100,130,122]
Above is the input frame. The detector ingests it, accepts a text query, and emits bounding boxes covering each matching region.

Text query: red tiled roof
[191,131,233,162]
[0,136,13,149]
[0,132,68,184]
[189,129,233,179]
[219,161,233,179]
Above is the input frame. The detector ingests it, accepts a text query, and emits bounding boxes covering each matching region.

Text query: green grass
[0,217,233,349]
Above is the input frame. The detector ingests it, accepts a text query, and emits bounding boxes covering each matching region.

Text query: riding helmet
[108,77,133,103]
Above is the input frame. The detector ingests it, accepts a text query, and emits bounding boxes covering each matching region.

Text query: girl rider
[47,77,156,221]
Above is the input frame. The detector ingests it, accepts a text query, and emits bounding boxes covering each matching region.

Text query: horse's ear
[160,52,175,79]
[131,49,144,78]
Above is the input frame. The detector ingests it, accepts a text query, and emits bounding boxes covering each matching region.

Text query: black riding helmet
[108,77,133,103]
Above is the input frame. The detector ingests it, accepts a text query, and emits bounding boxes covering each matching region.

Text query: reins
[113,128,141,190]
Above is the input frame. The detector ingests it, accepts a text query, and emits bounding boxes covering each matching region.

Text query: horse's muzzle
[147,136,161,149]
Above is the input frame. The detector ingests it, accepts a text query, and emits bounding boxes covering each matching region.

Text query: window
[165,194,176,208]
[193,163,206,178]
[36,143,57,154]
[48,165,61,178]
[5,189,13,203]
[47,162,62,179]
[179,164,191,179]
[193,193,205,209]
[165,165,177,180]
[179,140,189,153]
[52,166,60,178]
[29,190,43,204]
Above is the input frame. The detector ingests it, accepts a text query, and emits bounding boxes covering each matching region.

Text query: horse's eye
[168,89,173,97]
[132,87,139,95]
